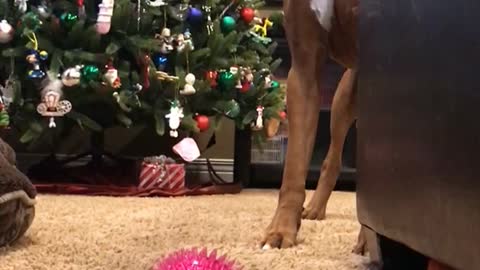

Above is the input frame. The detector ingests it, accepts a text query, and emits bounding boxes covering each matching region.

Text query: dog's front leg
[260,0,329,248]
[261,67,322,249]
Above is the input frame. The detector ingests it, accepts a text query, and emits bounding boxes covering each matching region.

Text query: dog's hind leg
[302,68,357,220]
[260,0,329,250]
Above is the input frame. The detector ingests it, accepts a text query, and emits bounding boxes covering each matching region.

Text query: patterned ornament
[61,65,83,87]
[0,20,14,44]
[152,248,242,270]
[36,79,72,128]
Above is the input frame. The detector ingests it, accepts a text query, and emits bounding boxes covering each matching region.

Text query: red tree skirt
[29,158,242,197]
[34,182,243,197]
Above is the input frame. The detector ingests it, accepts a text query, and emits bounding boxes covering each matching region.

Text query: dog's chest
[309,0,335,31]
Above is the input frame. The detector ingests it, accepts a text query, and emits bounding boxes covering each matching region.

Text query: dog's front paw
[260,209,301,249]
[351,239,367,255]
[301,204,326,220]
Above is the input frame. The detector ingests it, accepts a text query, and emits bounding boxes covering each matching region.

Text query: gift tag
[172,137,200,162]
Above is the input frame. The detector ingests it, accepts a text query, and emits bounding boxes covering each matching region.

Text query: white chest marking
[310,0,335,31]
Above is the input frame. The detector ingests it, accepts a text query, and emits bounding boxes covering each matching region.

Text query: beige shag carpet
[0,189,369,270]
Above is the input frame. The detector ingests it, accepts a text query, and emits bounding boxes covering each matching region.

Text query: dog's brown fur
[261,0,363,250]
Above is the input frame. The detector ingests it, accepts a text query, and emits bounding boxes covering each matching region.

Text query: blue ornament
[153,54,168,71]
[187,7,203,23]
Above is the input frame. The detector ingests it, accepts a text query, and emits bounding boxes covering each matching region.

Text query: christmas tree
[0,0,285,154]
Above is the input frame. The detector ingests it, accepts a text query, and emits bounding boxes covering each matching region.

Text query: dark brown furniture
[357,1,480,269]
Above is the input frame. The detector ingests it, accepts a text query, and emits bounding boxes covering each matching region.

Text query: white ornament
[165,102,184,138]
[96,0,115,34]
[252,105,264,130]
[180,73,196,95]
[36,79,72,128]
[14,0,28,13]
[155,28,174,54]
[146,0,167,7]
[61,65,83,87]
[0,20,14,44]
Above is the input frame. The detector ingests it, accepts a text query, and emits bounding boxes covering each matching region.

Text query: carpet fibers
[0,189,369,270]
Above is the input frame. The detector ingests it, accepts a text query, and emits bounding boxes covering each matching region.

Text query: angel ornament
[165,100,184,138]
[36,80,72,128]
[251,105,264,131]
[180,73,196,95]
[155,28,174,54]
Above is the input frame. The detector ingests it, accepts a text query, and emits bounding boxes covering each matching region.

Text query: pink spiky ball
[152,248,243,270]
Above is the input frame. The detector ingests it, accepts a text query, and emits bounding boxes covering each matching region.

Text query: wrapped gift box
[138,156,185,192]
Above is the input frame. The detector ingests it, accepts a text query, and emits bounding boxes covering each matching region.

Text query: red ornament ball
[279,111,287,120]
[240,7,255,24]
[195,115,210,131]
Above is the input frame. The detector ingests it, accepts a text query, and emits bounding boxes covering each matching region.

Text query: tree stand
[27,131,136,186]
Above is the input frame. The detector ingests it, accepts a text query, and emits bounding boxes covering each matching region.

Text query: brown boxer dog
[261,0,365,252]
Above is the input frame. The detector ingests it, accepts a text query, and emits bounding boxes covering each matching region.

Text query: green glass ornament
[221,16,236,33]
[217,71,236,91]
[22,12,42,32]
[81,65,100,82]
[224,100,240,118]
[269,80,280,91]
[60,13,78,29]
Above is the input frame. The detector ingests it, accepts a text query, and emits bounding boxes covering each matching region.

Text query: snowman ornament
[165,100,184,138]
[180,73,196,95]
